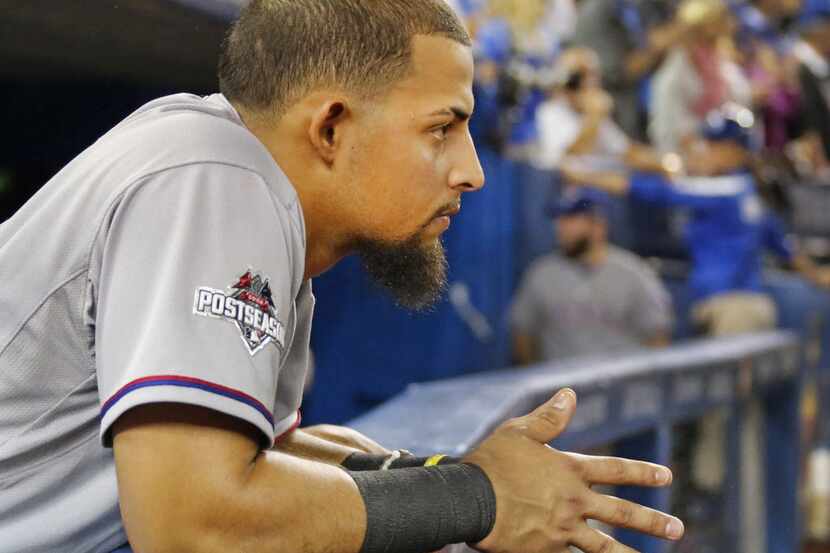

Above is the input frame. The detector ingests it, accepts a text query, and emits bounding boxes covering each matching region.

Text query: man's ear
[308,101,349,166]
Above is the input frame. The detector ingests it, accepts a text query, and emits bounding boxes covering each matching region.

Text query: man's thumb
[515,388,577,444]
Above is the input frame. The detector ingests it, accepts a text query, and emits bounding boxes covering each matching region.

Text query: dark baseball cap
[545,187,609,218]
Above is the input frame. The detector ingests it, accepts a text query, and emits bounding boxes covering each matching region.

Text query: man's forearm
[562,165,631,196]
[625,48,662,81]
[625,143,669,174]
[566,113,605,155]
[113,407,367,553]
[237,451,367,552]
[275,428,362,464]
[237,452,492,553]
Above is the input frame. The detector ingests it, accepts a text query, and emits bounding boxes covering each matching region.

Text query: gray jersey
[510,247,672,362]
[0,94,313,553]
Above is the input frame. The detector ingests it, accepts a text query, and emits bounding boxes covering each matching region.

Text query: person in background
[545,0,579,45]
[510,188,673,365]
[649,0,752,153]
[731,0,804,155]
[743,0,804,34]
[566,103,830,331]
[793,7,830,172]
[535,46,671,173]
[473,0,572,159]
[574,0,688,141]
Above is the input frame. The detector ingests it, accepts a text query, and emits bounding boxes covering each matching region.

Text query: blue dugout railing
[351,331,804,553]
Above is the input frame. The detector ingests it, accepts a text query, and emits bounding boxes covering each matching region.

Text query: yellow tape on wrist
[424,454,447,467]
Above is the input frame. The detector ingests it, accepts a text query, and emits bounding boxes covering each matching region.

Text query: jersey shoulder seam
[82,161,304,273]
[0,269,89,363]
[128,161,305,255]
[129,160,299,213]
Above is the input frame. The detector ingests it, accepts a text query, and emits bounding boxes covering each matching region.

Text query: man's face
[340,35,484,309]
[562,50,602,98]
[684,138,748,176]
[556,213,597,259]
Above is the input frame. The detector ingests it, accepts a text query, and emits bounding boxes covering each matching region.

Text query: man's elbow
[112,405,288,553]
[123,490,296,553]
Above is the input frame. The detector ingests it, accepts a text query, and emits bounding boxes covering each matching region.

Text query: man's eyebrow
[429,107,472,121]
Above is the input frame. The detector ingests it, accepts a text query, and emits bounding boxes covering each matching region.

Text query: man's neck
[580,242,608,268]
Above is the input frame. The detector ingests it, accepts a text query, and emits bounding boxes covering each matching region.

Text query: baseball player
[0,2,684,552]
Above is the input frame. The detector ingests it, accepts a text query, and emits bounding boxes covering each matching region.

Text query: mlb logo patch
[193,270,286,356]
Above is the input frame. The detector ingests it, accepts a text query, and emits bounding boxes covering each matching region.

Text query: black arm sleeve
[349,464,497,553]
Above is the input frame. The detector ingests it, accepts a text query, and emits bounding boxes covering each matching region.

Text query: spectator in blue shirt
[562,102,830,334]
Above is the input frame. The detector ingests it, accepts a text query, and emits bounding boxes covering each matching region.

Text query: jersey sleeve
[96,163,302,446]
[629,173,738,210]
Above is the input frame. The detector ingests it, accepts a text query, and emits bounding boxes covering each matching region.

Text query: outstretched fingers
[571,454,673,488]
[584,493,684,541]
[507,388,577,444]
[570,528,638,553]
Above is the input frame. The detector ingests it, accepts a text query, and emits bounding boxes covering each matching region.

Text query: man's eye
[431,123,453,140]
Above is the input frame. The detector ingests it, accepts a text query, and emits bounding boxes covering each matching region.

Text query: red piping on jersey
[275,410,302,443]
[101,374,275,428]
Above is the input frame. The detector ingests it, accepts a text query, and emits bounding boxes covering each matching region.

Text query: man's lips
[423,201,461,233]
[435,203,461,218]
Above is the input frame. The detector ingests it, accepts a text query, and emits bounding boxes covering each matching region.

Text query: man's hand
[577,88,614,119]
[791,254,830,291]
[465,389,684,553]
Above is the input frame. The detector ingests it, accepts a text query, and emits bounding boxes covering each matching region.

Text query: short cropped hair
[218,0,471,117]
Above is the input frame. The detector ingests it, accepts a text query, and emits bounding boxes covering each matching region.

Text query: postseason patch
[193,270,286,356]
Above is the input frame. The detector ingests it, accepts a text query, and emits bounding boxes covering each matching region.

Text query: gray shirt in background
[0,93,313,552]
[510,246,673,362]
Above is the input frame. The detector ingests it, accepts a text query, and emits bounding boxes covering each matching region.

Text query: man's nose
[449,132,485,192]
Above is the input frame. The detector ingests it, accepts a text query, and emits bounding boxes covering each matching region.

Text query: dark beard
[353,233,448,311]
[561,236,592,260]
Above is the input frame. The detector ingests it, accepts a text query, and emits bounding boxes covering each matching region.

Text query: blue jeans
[111,546,132,553]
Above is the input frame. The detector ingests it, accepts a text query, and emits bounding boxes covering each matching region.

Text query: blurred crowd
[436,0,830,365]
[448,0,830,179]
